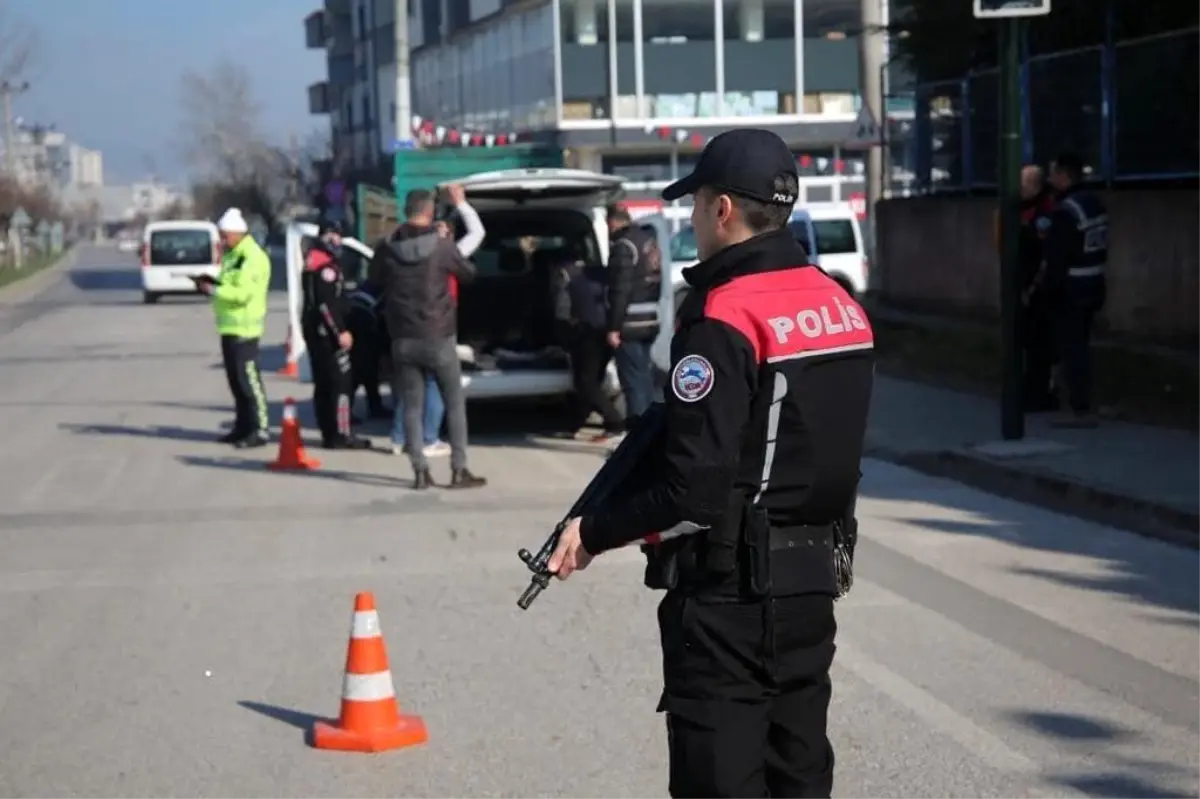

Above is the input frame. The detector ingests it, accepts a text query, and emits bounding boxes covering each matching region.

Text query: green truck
[354,145,564,244]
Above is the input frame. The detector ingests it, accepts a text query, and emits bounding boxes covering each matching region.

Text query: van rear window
[811,220,858,255]
[149,230,213,265]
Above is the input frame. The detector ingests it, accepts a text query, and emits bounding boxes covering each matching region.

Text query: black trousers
[658,592,837,798]
[305,325,353,442]
[1021,298,1056,408]
[1055,303,1096,414]
[568,327,624,432]
[220,335,268,436]
[349,328,385,413]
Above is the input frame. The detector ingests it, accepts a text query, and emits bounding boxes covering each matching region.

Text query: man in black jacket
[368,185,486,489]
[606,205,662,426]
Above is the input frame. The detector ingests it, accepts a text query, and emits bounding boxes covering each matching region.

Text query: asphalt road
[0,244,1196,798]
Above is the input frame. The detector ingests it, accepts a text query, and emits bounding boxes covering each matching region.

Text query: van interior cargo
[455,208,601,372]
[148,230,213,266]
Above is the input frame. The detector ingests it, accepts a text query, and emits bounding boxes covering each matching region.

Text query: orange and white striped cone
[313,592,428,753]
[277,329,298,378]
[267,398,320,471]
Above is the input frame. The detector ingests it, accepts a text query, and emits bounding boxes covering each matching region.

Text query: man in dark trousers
[1044,152,1108,427]
[343,279,390,421]
[548,129,874,798]
[1018,164,1059,411]
[605,204,663,426]
[300,221,371,449]
[369,184,486,489]
[552,246,625,443]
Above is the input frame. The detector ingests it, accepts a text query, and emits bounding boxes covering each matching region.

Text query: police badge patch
[671,354,714,403]
[321,267,337,282]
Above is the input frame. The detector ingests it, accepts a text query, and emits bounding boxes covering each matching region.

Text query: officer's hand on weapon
[338,331,353,350]
[547,517,594,580]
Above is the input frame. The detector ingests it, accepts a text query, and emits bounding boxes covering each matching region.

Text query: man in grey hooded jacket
[368,184,486,490]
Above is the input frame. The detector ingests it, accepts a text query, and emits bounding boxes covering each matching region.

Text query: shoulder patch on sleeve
[321,267,337,282]
[671,354,715,403]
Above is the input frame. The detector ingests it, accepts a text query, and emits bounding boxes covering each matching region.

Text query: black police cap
[318,219,346,237]
[661,128,799,206]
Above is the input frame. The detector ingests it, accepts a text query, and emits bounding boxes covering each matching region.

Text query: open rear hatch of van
[447,170,623,373]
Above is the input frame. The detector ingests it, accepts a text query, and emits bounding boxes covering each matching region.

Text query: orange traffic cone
[267,398,320,471]
[277,329,298,377]
[313,592,428,753]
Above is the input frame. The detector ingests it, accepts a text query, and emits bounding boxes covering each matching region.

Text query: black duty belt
[769,524,836,552]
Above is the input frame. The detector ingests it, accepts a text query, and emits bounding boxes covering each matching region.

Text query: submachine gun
[516,404,667,610]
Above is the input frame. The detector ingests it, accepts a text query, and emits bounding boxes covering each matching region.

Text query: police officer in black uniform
[1018,164,1059,411]
[343,279,390,421]
[548,129,875,798]
[301,221,372,449]
[1044,152,1107,427]
[606,204,663,426]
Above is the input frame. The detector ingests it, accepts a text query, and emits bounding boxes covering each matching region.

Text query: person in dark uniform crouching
[301,221,372,449]
[547,128,875,798]
[1043,152,1107,427]
[343,279,391,421]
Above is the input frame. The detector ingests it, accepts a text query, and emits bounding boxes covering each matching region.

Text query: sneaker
[391,442,408,456]
[422,440,451,457]
[233,431,270,449]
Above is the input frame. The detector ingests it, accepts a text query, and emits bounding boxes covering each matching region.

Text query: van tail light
[212,242,221,265]
[139,243,148,268]
[861,257,870,281]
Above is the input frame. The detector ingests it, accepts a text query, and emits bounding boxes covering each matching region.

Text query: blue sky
[10,0,326,185]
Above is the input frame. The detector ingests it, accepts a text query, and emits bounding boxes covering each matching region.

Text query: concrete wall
[875,189,1200,347]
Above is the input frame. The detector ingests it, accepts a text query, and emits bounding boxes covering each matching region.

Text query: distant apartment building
[2,124,105,190]
[305,0,889,205]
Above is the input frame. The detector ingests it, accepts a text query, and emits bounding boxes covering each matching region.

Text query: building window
[640,0,717,117]
[722,0,796,115]
[560,0,635,119]
[801,0,859,112]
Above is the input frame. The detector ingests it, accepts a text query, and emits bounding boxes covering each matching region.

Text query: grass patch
[0,251,66,290]
[873,317,1199,432]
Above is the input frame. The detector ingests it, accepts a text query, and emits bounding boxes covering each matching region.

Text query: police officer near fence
[548,128,876,798]
[301,221,371,449]
[1043,151,1107,428]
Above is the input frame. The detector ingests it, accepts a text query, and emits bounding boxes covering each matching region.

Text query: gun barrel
[517,578,545,610]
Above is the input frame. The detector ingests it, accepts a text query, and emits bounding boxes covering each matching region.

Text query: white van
[667,201,869,301]
[140,220,221,304]
[283,169,676,401]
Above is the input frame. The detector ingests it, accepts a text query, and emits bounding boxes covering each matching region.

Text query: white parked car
[667,201,869,305]
[139,220,222,304]
[284,168,677,401]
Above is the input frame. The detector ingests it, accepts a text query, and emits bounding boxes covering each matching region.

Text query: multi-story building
[306,0,885,204]
[2,125,105,190]
[67,145,104,188]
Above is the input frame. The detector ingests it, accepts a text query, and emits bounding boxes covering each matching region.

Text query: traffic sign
[974,0,1050,19]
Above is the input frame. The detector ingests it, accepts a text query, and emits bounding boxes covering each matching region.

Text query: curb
[866,445,1199,550]
[0,246,77,303]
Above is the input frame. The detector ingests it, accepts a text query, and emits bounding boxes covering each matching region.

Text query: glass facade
[559,0,861,120]
[412,3,556,131]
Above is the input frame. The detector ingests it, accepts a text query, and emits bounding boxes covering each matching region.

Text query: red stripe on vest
[703,267,874,364]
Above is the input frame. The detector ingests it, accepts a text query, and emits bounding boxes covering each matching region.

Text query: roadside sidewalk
[866,375,1199,547]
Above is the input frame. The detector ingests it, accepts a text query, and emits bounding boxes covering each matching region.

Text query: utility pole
[394,0,412,146]
[1,80,31,176]
[858,0,884,233]
[974,0,1051,440]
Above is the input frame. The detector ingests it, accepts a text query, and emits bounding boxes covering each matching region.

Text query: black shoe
[323,436,372,450]
[234,431,270,449]
[447,468,487,489]
[218,429,245,444]
[413,469,436,490]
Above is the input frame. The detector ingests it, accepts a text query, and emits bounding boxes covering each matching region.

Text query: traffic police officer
[301,221,371,449]
[549,129,876,798]
[1044,151,1107,427]
[200,208,272,449]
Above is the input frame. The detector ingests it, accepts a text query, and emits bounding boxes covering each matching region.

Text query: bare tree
[0,5,40,83]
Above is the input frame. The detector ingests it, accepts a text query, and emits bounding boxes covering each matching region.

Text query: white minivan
[140,220,222,304]
[284,168,676,401]
[667,201,869,301]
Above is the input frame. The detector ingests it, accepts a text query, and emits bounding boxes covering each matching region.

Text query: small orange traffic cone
[267,398,320,471]
[277,329,298,377]
[313,592,428,753]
